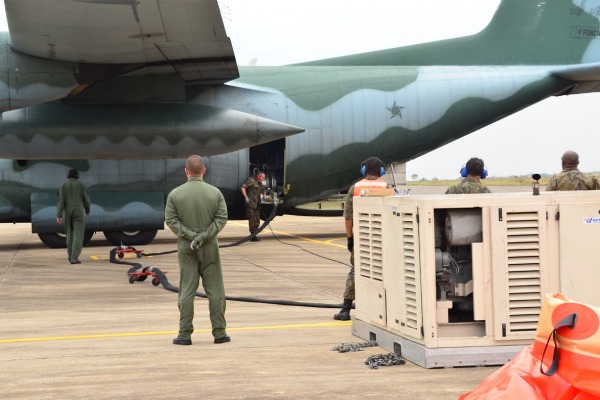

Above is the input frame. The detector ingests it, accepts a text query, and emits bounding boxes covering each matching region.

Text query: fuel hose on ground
[138,202,277,257]
[111,201,353,308]
[218,203,278,248]
[110,248,349,309]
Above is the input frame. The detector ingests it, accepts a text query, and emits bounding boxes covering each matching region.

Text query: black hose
[142,249,177,257]
[111,201,353,308]
[110,247,349,309]
[132,202,276,258]
[219,203,278,248]
[132,202,277,257]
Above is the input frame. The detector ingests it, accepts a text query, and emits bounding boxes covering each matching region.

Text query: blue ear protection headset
[460,165,488,179]
[361,158,386,177]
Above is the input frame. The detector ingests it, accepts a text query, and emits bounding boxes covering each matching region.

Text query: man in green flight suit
[165,155,230,346]
[56,168,90,264]
[445,157,492,194]
[240,171,266,241]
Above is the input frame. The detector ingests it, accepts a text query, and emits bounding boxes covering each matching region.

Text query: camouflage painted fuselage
[207,65,567,205]
[0,155,249,230]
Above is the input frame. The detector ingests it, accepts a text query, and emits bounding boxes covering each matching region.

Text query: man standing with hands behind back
[57,168,90,264]
[165,155,230,346]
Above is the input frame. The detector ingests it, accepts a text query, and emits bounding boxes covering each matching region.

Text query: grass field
[409,176,548,186]
[407,173,600,186]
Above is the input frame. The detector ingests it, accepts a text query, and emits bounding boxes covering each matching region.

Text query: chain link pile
[365,353,406,369]
[331,341,406,368]
[331,340,378,353]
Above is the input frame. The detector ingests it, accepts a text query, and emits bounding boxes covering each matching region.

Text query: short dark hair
[561,150,579,168]
[466,158,485,177]
[364,157,384,176]
[67,169,79,179]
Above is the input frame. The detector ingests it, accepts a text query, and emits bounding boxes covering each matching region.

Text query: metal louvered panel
[358,212,383,281]
[505,210,542,334]
[400,211,419,330]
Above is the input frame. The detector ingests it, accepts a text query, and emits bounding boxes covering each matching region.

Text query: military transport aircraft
[1,0,600,248]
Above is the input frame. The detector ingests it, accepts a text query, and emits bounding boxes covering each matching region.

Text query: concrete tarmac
[0,216,498,400]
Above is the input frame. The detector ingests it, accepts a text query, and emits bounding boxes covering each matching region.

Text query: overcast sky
[1,1,598,180]
[220,0,600,180]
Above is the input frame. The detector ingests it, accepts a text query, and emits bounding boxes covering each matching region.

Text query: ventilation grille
[357,212,383,281]
[505,210,542,334]
[400,211,419,330]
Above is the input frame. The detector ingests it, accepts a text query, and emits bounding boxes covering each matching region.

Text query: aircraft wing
[4,0,238,83]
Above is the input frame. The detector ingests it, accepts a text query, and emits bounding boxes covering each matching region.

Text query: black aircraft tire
[103,230,158,246]
[38,231,94,248]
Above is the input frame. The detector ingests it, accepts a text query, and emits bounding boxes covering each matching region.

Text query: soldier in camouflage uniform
[56,169,90,264]
[334,157,387,321]
[240,171,265,241]
[445,157,491,194]
[546,150,600,191]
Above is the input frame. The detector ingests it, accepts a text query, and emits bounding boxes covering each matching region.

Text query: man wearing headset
[56,168,90,264]
[334,157,387,321]
[445,157,491,194]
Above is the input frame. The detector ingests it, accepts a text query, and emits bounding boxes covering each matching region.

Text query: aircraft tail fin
[302,0,600,67]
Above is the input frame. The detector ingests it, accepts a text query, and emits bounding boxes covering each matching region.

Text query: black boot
[333,299,353,321]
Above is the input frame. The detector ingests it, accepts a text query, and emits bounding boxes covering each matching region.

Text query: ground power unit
[351,191,600,368]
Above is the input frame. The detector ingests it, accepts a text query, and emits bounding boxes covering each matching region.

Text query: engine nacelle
[0,103,303,159]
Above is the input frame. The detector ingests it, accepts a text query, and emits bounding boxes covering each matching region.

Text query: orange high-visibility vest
[352,178,387,197]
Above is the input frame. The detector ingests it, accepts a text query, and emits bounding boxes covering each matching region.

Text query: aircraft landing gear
[103,230,158,246]
[37,231,94,248]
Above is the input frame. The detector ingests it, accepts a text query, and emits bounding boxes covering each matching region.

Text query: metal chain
[330,340,377,353]
[365,353,406,369]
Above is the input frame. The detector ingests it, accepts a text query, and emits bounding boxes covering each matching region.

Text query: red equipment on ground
[128,266,166,286]
[115,245,143,259]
